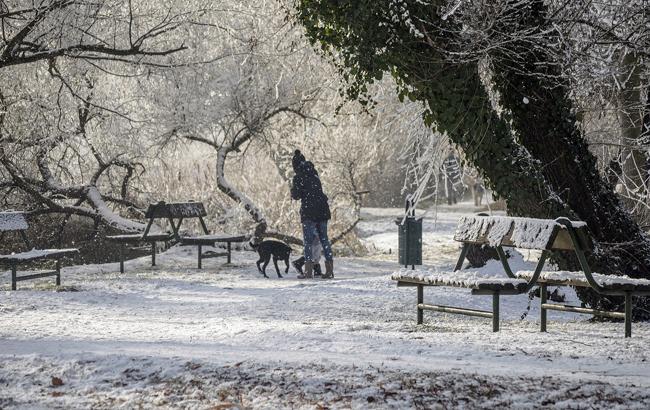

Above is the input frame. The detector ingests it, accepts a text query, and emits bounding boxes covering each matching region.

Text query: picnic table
[0,212,78,290]
[181,234,248,269]
[107,201,247,271]
[393,215,650,337]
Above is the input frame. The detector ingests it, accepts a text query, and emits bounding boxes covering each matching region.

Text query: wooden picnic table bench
[392,214,650,337]
[107,201,247,271]
[106,201,208,272]
[0,212,78,290]
[180,234,249,269]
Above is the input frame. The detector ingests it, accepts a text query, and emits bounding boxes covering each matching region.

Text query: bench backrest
[144,201,207,219]
[454,215,592,251]
[0,212,29,232]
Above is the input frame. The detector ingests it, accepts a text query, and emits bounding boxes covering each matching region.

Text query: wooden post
[198,244,202,269]
[55,259,61,286]
[417,284,423,325]
[492,292,500,332]
[119,244,125,274]
[540,284,547,332]
[11,263,16,291]
[625,292,632,338]
[151,242,156,266]
[227,241,232,264]
[198,216,209,234]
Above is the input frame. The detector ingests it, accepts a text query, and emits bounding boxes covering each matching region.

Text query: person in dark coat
[291,150,334,279]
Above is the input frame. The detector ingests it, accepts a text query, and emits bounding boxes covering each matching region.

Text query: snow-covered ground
[2,204,650,409]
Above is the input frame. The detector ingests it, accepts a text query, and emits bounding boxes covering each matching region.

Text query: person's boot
[292,257,304,275]
[323,260,334,279]
[313,263,322,277]
[297,261,313,279]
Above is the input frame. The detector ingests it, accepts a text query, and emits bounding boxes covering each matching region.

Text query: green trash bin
[396,215,422,269]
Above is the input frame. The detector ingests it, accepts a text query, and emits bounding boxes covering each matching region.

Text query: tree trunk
[487,0,650,314]
[216,148,267,225]
[617,52,647,203]
[406,59,570,220]
[295,0,650,315]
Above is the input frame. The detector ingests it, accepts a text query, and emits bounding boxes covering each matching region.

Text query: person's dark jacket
[291,161,331,222]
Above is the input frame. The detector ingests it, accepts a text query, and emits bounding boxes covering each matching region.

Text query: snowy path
[2,206,650,408]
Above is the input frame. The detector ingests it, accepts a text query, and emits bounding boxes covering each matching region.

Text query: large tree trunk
[433,65,569,220]
[295,0,650,315]
[486,0,650,314]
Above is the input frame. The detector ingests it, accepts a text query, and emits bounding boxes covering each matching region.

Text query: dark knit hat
[292,149,306,172]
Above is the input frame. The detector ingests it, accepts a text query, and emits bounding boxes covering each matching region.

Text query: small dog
[250,240,291,278]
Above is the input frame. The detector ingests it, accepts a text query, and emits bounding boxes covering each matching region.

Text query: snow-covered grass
[2,204,650,408]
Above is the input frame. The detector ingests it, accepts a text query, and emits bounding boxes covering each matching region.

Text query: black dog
[250,240,291,278]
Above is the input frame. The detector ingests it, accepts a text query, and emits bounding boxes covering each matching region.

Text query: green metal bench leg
[151,242,156,266]
[625,292,632,338]
[227,241,232,264]
[55,259,61,286]
[198,245,202,269]
[11,263,17,291]
[492,292,500,332]
[540,284,547,332]
[417,284,423,324]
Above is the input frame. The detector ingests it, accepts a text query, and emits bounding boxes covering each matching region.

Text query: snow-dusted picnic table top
[516,270,650,291]
[392,269,528,292]
[181,234,249,245]
[0,248,78,262]
[454,215,587,250]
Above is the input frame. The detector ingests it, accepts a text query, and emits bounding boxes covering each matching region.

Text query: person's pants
[302,219,333,262]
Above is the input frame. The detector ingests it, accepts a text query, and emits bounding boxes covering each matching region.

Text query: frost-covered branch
[0,0,192,69]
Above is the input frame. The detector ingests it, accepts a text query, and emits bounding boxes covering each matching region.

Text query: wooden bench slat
[12,270,59,282]
[199,251,229,259]
[392,270,528,292]
[106,233,172,242]
[516,270,650,292]
[180,234,248,245]
[0,248,78,262]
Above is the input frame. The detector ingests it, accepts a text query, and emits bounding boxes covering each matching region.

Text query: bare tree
[0,0,211,230]
[0,0,188,68]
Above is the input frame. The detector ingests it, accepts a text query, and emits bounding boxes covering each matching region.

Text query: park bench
[107,201,206,272]
[180,234,248,269]
[107,201,247,271]
[0,212,78,290]
[392,215,650,337]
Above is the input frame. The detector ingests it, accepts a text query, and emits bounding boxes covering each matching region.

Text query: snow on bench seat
[181,234,248,244]
[516,270,650,292]
[392,269,529,292]
[106,233,171,241]
[0,248,78,262]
